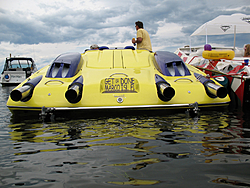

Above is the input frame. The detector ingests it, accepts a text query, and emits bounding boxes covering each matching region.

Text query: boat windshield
[9,59,32,69]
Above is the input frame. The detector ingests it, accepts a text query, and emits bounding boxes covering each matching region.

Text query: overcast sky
[0,0,250,69]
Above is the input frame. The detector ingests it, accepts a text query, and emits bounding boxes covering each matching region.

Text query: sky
[0,0,250,69]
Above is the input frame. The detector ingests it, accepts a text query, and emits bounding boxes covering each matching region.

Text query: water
[0,86,250,187]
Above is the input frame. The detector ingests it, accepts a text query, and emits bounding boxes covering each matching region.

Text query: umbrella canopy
[191,13,250,36]
[190,13,250,49]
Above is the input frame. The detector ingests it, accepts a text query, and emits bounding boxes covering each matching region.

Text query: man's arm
[136,37,143,43]
[132,37,142,44]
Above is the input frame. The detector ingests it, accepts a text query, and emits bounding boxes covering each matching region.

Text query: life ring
[202,50,235,60]
[3,74,10,81]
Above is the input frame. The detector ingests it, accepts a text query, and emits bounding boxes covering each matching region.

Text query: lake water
[0,86,250,188]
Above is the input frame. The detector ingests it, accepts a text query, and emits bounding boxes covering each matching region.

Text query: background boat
[175,13,250,108]
[0,55,38,86]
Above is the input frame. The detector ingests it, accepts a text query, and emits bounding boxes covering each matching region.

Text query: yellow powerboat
[7,46,230,118]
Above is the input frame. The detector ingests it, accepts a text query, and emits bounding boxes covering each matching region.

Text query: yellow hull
[202,50,235,60]
[7,49,230,115]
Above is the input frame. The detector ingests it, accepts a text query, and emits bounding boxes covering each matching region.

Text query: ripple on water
[1,85,250,187]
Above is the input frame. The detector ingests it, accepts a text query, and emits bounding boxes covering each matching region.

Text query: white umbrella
[190,13,250,49]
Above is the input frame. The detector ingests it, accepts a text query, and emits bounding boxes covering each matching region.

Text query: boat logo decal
[117,97,123,103]
[220,25,231,32]
[242,17,250,24]
[113,94,125,103]
[4,74,10,81]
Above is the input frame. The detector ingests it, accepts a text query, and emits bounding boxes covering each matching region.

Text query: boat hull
[7,49,230,118]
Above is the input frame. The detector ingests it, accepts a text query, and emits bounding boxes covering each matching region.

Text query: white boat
[0,56,38,86]
[175,13,250,108]
[175,45,250,108]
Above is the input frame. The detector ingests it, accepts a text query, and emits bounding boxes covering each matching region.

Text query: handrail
[45,80,64,84]
[174,78,193,82]
[109,73,128,77]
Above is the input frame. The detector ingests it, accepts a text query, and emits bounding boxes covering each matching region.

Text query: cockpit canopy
[46,52,83,78]
[155,51,191,76]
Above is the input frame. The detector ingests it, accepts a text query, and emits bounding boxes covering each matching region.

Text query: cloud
[0,0,250,68]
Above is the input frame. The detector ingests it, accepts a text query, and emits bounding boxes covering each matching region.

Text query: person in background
[244,44,250,57]
[132,21,152,52]
[90,44,99,50]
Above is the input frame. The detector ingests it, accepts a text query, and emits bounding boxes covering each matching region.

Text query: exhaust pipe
[10,75,43,102]
[157,82,175,101]
[11,85,32,101]
[155,74,175,101]
[205,82,227,98]
[65,76,83,103]
[194,73,227,98]
[66,84,81,100]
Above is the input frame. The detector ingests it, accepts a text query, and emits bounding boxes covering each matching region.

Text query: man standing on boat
[244,44,250,57]
[132,21,152,52]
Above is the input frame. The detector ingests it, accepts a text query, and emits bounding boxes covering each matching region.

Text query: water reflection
[212,176,250,187]
[9,112,250,156]
[0,86,13,125]
[5,110,250,186]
